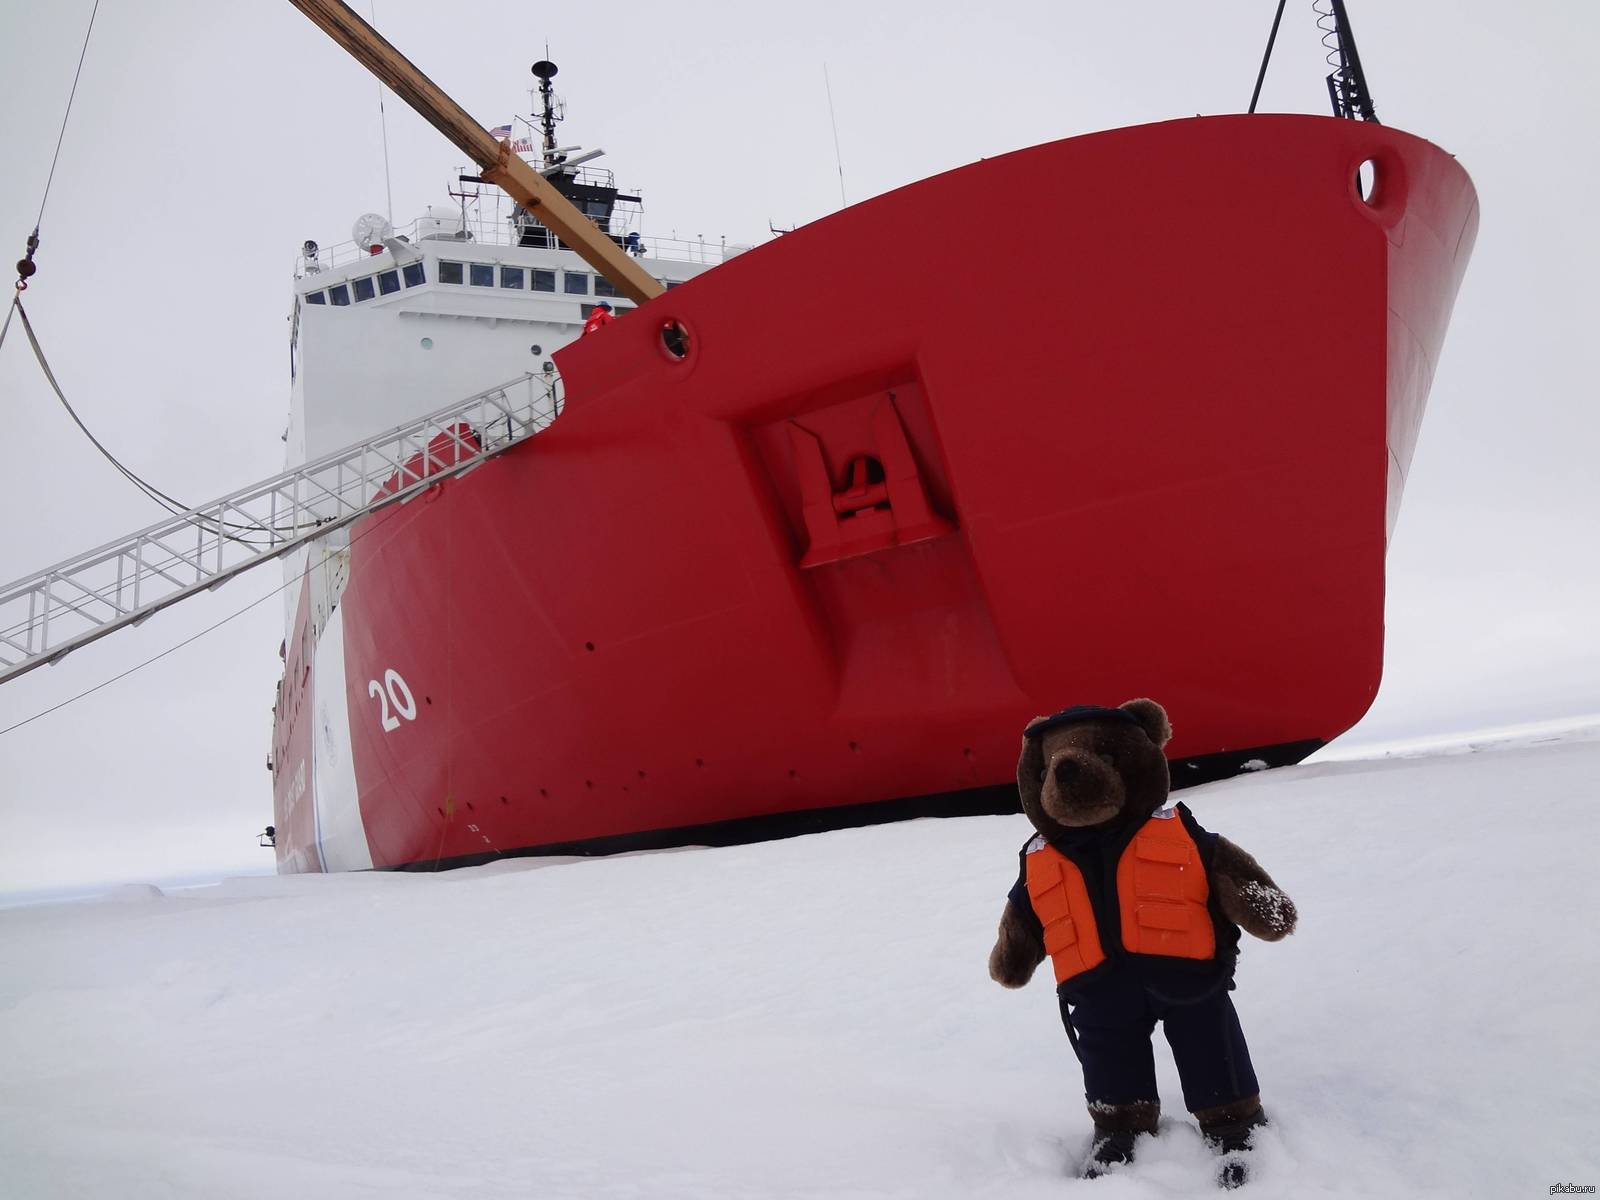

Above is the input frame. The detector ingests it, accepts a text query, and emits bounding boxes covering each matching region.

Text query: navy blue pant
[1060,971,1259,1114]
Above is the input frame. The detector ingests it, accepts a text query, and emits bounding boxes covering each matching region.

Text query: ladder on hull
[0,372,556,685]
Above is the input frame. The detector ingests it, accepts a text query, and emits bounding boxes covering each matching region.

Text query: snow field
[2,725,1598,1198]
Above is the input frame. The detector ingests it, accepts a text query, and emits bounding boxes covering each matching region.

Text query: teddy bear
[987,699,1297,1187]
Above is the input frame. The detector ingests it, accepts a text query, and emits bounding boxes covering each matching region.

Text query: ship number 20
[368,669,417,732]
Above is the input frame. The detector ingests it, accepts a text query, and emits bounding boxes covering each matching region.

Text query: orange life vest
[1024,809,1216,986]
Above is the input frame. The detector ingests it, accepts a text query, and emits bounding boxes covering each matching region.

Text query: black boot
[1080,1100,1159,1180]
[1081,1129,1138,1179]
[1201,1110,1267,1189]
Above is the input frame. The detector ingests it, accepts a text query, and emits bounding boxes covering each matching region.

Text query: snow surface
[3,725,1599,1199]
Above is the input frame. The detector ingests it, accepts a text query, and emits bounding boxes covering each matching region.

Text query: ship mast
[285,0,663,304]
[532,59,560,168]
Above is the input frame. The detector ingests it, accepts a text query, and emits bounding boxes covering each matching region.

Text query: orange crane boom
[286,0,665,305]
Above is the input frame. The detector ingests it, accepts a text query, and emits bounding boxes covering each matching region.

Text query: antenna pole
[371,2,394,222]
[823,63,847,208]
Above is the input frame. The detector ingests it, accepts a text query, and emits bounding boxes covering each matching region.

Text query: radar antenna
[350,211,393,251]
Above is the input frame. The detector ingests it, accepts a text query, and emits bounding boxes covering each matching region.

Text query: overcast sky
[1,1,1596,893]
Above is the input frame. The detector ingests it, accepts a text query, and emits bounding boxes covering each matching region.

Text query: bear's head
[1016,699,1172,840]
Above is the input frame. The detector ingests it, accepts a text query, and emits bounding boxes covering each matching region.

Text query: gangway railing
[0,372,557,685]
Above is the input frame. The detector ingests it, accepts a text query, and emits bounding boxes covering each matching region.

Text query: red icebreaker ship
[267,95,1476,872]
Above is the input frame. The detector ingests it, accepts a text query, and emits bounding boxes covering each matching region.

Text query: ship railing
[0,372,560,686]
[297,216,749,277]
[545,163,616,190]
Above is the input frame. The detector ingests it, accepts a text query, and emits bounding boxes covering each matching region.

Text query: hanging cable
[15,0,102,292]
[0,526,377,739]
[0,4,239,531]
[1,3,312,549]
[0,575,287,739]
[8,297,317,544]
[0,495,404,740]
[34,0,101,229]
[14,297,194,515]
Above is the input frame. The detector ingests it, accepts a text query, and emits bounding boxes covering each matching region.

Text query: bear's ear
[1119,698,1172,748]
[1017,724,1047,811]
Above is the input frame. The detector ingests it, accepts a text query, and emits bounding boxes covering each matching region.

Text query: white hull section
[311,604,372,872]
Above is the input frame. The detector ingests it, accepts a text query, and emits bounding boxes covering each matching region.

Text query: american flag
[489,123,513,141]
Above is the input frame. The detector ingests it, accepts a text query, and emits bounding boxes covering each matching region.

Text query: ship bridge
[286,160,748,467]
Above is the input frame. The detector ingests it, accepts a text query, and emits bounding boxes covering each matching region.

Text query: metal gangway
[0,372,557,685]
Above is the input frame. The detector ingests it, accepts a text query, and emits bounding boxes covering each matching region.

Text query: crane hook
[14,228,39,292]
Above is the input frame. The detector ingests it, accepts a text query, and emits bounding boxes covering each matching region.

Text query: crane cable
[3,2,316,546]
[4,296,316,545]
[9,295,198,517]
[14,0,102,294]
[0,570,289,740]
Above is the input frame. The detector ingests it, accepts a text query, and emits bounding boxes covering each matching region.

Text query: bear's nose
[1052,758,1080,786]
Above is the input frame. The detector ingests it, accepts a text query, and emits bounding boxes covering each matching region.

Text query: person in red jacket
[581,300,614,337]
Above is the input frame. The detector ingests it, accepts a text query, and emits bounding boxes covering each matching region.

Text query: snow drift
[2,722,1598,1198]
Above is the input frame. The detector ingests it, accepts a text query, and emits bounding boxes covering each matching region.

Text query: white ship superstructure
[286,75,741,466]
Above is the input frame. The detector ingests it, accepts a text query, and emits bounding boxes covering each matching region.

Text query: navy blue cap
[1023,704,1141,739]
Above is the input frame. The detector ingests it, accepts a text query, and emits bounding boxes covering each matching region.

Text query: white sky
[1,1,1596,892]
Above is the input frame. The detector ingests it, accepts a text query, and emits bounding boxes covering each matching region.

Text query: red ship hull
[272,114,1476,872]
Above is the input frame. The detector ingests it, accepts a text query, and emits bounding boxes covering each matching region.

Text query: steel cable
[34,0,102,231]
[9,297,317,544]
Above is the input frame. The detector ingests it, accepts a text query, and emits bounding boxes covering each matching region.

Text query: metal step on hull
[270,114,1478,872]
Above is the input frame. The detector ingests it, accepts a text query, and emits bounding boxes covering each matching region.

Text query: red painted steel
[271,115,1477,871]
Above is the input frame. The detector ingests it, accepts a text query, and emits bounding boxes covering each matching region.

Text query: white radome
[349,212,393,248]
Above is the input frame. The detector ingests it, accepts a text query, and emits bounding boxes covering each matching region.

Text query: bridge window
[352,276,376,302]
[377,269,401,295]
[532,269,556,292]
[439,260,464,285]
[328,283,350,306]
[304,291,326,305]
[469,263,494,287]
[594,275,618,297]
[664,280,682,290]
[500,266,525,289]
[564,272,589,295]
[402,261,426,287]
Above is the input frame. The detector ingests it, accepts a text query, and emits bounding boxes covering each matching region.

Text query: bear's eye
[1097,751,1116,767]
[1038,768,1047,783]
